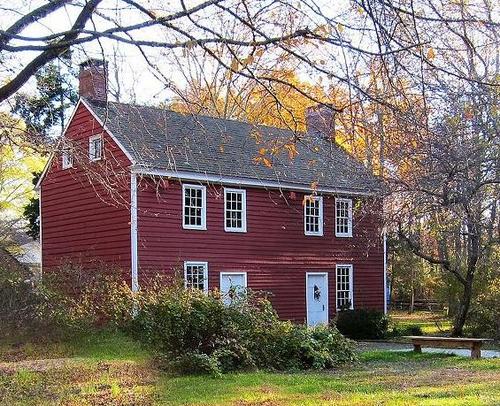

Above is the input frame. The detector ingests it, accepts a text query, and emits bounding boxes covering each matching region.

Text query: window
[182,184,206,230]
[184,261,208,292]
[89,135,103,161]
[224,188,247,232]
[304,195,323,236]
[61,148,73,169]
[220,272,247,305]
[336,264,353,310]
[335,198,352,237]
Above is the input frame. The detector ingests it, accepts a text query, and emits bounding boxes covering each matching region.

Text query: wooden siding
[40,103,132,283]
[137,179,384,323]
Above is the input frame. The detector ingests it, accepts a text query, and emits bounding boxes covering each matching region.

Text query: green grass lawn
[1,330,499,405]
[389,309,453,335]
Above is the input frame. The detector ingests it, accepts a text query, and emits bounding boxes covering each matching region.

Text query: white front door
[220,272,247,305]
[306,272,329,326]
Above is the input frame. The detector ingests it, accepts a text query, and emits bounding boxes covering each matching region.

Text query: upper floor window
[183,184,206,230]
[61,148,73,169]
[184,261,208,292]
[224,188,247,232]
[336,264,353,310]
[89,135,103,161]
[335,198,352,237]
[304,195,323,236]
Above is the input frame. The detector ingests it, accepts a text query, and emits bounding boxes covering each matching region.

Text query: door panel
[306,273,328,326]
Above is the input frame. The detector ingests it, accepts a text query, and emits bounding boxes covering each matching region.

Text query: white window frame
[61,148,73,169]
[88,134,103,161]
[336,264,354,311]
[182,184,207,230]
[335,198,353,237]
[220,271,248,304]
[224,188,247,233]
[184,261,208,293]
[304,195,324,236]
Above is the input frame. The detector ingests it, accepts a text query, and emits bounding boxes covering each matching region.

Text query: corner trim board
[39,187,43,275]
[383,230,388,314]
[131,173,139,292]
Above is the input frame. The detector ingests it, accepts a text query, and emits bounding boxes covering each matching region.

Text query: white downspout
[383,230,388,314]
[131,173,139,292]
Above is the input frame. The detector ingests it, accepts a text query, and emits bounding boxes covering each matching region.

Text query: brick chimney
[79,58,108,101]
[306,105,335,140]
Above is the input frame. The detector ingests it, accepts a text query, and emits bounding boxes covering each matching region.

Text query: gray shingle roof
[85,99,380,194]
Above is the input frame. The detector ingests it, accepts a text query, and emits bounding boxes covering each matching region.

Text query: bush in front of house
[40,263,137,332]
[335,309,389,340]
[0,266,48,336]
[0,262,136,337]
[129,283,356,375]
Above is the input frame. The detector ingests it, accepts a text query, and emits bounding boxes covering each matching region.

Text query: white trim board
[130,173,139,292]
[39,187,43,275]
[133,167,374,196]
[383,230,388,315]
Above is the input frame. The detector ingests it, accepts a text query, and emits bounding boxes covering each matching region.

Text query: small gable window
[183,184,206,230]
[61,148,73,169]
[335,198,352,237]
[184,261,208,292]
[224,188,247,232]
[336,264,353,310]
[89,135,103,161]
[304,195,323,236]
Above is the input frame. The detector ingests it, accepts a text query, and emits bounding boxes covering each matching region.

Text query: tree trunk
[452,279,473,336]
[409,267,415,314]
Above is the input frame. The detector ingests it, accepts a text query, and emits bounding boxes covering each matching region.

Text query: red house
[37,60,386,326]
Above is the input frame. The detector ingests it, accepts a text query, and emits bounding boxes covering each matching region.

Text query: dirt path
[0,357,72,374]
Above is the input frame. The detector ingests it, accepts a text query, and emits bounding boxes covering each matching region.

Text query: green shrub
[389,324,423,337]
[41,264,136,332]
[0,267,48,335]
[1,263,136,338]
[335,309,389,339]
[165,351,223,376]
[130,283,356,374]
[466,277,500,339]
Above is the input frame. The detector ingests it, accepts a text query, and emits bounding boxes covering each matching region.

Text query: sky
[0,0,359,106]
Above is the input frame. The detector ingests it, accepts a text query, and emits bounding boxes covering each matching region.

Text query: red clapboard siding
[40,102,132,284]
[40,101,384,323]
[137,179,384,323]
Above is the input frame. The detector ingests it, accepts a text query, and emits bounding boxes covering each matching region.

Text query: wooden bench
[405,336,493,359]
